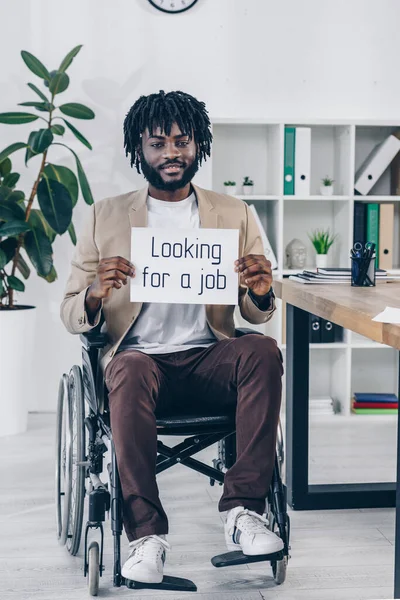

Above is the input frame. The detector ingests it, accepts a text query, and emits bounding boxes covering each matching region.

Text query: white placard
[130,227,239,304]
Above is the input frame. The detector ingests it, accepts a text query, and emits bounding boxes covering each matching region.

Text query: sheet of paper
[130,227,239,305]
[372,306,400,324]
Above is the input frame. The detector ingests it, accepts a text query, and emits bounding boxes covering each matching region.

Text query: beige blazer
[60,184,275,381]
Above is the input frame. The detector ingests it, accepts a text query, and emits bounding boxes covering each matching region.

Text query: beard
[139,148,200,192]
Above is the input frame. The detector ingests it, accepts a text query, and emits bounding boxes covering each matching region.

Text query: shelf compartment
[354,125,400,196]
[285,124,353,196]
[211,123,281,196]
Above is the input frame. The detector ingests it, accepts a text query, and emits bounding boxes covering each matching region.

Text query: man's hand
[87,256,136,301]
[234,254,272,297]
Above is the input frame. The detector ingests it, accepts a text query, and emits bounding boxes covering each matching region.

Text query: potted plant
[308,229,337,268]
[242,176,254,195]
[320,176,334,196]
[0,45,95,436]
[223,180,237,195]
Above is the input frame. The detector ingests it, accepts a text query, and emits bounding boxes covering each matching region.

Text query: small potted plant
[223,180,237,195]
[320,176,334,196]
[242,176,254,195]
[308,229,337,268]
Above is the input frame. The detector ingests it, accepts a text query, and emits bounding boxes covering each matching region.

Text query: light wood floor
[0,413,395,600]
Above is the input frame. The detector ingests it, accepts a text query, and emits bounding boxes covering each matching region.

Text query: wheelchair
[55,320,290,595]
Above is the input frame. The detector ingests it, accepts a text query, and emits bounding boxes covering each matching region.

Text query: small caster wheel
[271,554,288,585]
[210,478,215,487]
[88,541,100,596]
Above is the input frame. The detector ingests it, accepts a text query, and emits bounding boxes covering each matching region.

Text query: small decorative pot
[224,185,237,195]
[320,185,333,196]
[242,186,254,196]
[316,253,328,268]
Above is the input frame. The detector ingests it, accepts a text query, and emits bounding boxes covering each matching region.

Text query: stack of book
[289,267,389,284]
[310,396,335,415]
[351,392,398,414]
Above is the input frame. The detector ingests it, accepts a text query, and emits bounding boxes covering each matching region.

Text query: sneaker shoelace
[128,535,170,563]
[230,509,270,538]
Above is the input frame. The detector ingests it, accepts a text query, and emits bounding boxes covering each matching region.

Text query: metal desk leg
[394,351,400,598]
[285,304,310,509]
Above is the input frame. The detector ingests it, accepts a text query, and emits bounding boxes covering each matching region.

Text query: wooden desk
[274,279,400,597]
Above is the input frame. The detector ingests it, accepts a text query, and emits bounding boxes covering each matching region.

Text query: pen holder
[350,255,376,287]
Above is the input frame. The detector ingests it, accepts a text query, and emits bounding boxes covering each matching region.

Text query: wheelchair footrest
[211,549,284,568]
[124,575,197,592]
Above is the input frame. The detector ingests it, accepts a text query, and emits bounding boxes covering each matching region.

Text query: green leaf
[25,131,38,164]
[0,143,28,165]
[41,264,57,282]
[24,228,53,277]
[7,274,25,292]
[0,112,39,124]
[59,45,83,72]
[62,119,92,150]
[44,163,78,207]
[0,220,30,236]
[30,129,54,154]
[53,143,94,205]
[3,173,20,188]
[0,279,4,296]
[0,200,25,221]
[37,176,72,234]
[49,72,70,95]
[16,253,30,279]
[68,221,77,245]
[59,103,95,120]
[19,101,54,112]
[0,187,24,203]
[0,238,18,262]
[51,124,65,136]
[28,209,57,243]
[0,158,12,177]
[21,50,51,81]
[0,248,7,269]
[27,82,49,102]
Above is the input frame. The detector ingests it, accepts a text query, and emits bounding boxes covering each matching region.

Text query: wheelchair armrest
[235,328,264,337]
[80,331,109,349]
[80,311,109,349]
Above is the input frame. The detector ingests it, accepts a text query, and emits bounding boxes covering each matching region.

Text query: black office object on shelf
[309,314,343,343]
[309,314,321,343]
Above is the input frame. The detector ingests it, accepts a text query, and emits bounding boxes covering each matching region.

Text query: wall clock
[148,0,198,14]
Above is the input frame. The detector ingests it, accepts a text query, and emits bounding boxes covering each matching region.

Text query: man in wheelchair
[60,90,284,586]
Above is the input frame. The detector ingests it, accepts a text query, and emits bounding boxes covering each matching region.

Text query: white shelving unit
[194,118,400,416]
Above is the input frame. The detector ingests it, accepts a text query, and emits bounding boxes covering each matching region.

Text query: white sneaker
[121,534,170,584]
[225,506,284,556]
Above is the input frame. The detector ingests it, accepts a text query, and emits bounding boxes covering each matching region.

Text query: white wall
[1,0,400,411]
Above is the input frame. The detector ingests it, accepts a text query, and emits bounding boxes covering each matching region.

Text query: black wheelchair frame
[55,323,290,595]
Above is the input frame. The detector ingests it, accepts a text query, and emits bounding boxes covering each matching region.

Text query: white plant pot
[242,186,254,196]
[224,186,237,195]
[320,185,333,196]
[0,306,36,437]
[316,254,328,269]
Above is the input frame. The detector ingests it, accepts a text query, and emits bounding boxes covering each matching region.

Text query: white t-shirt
[118,191,217,355]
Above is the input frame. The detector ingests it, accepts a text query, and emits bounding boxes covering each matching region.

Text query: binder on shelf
[284,127,295,195]
[378,203,394,270]
[390,131,400,194]
[354,134,400,195]
[366,203,379,265]
[353,201,366,245]
[248,204,278,270]
[309,314,321,343]
[294,127,311,196]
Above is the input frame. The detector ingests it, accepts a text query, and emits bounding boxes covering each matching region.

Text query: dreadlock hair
[123,90,213,173]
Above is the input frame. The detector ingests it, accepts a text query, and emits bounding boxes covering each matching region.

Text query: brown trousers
[104,334,283,542]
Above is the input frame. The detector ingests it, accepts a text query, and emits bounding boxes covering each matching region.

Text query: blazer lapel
[193,184,220,229]
[129,185,149,228]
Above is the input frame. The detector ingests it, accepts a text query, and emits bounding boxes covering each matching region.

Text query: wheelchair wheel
[55,366,86,556]
[88,541,100,596]
[268,514,290,585]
